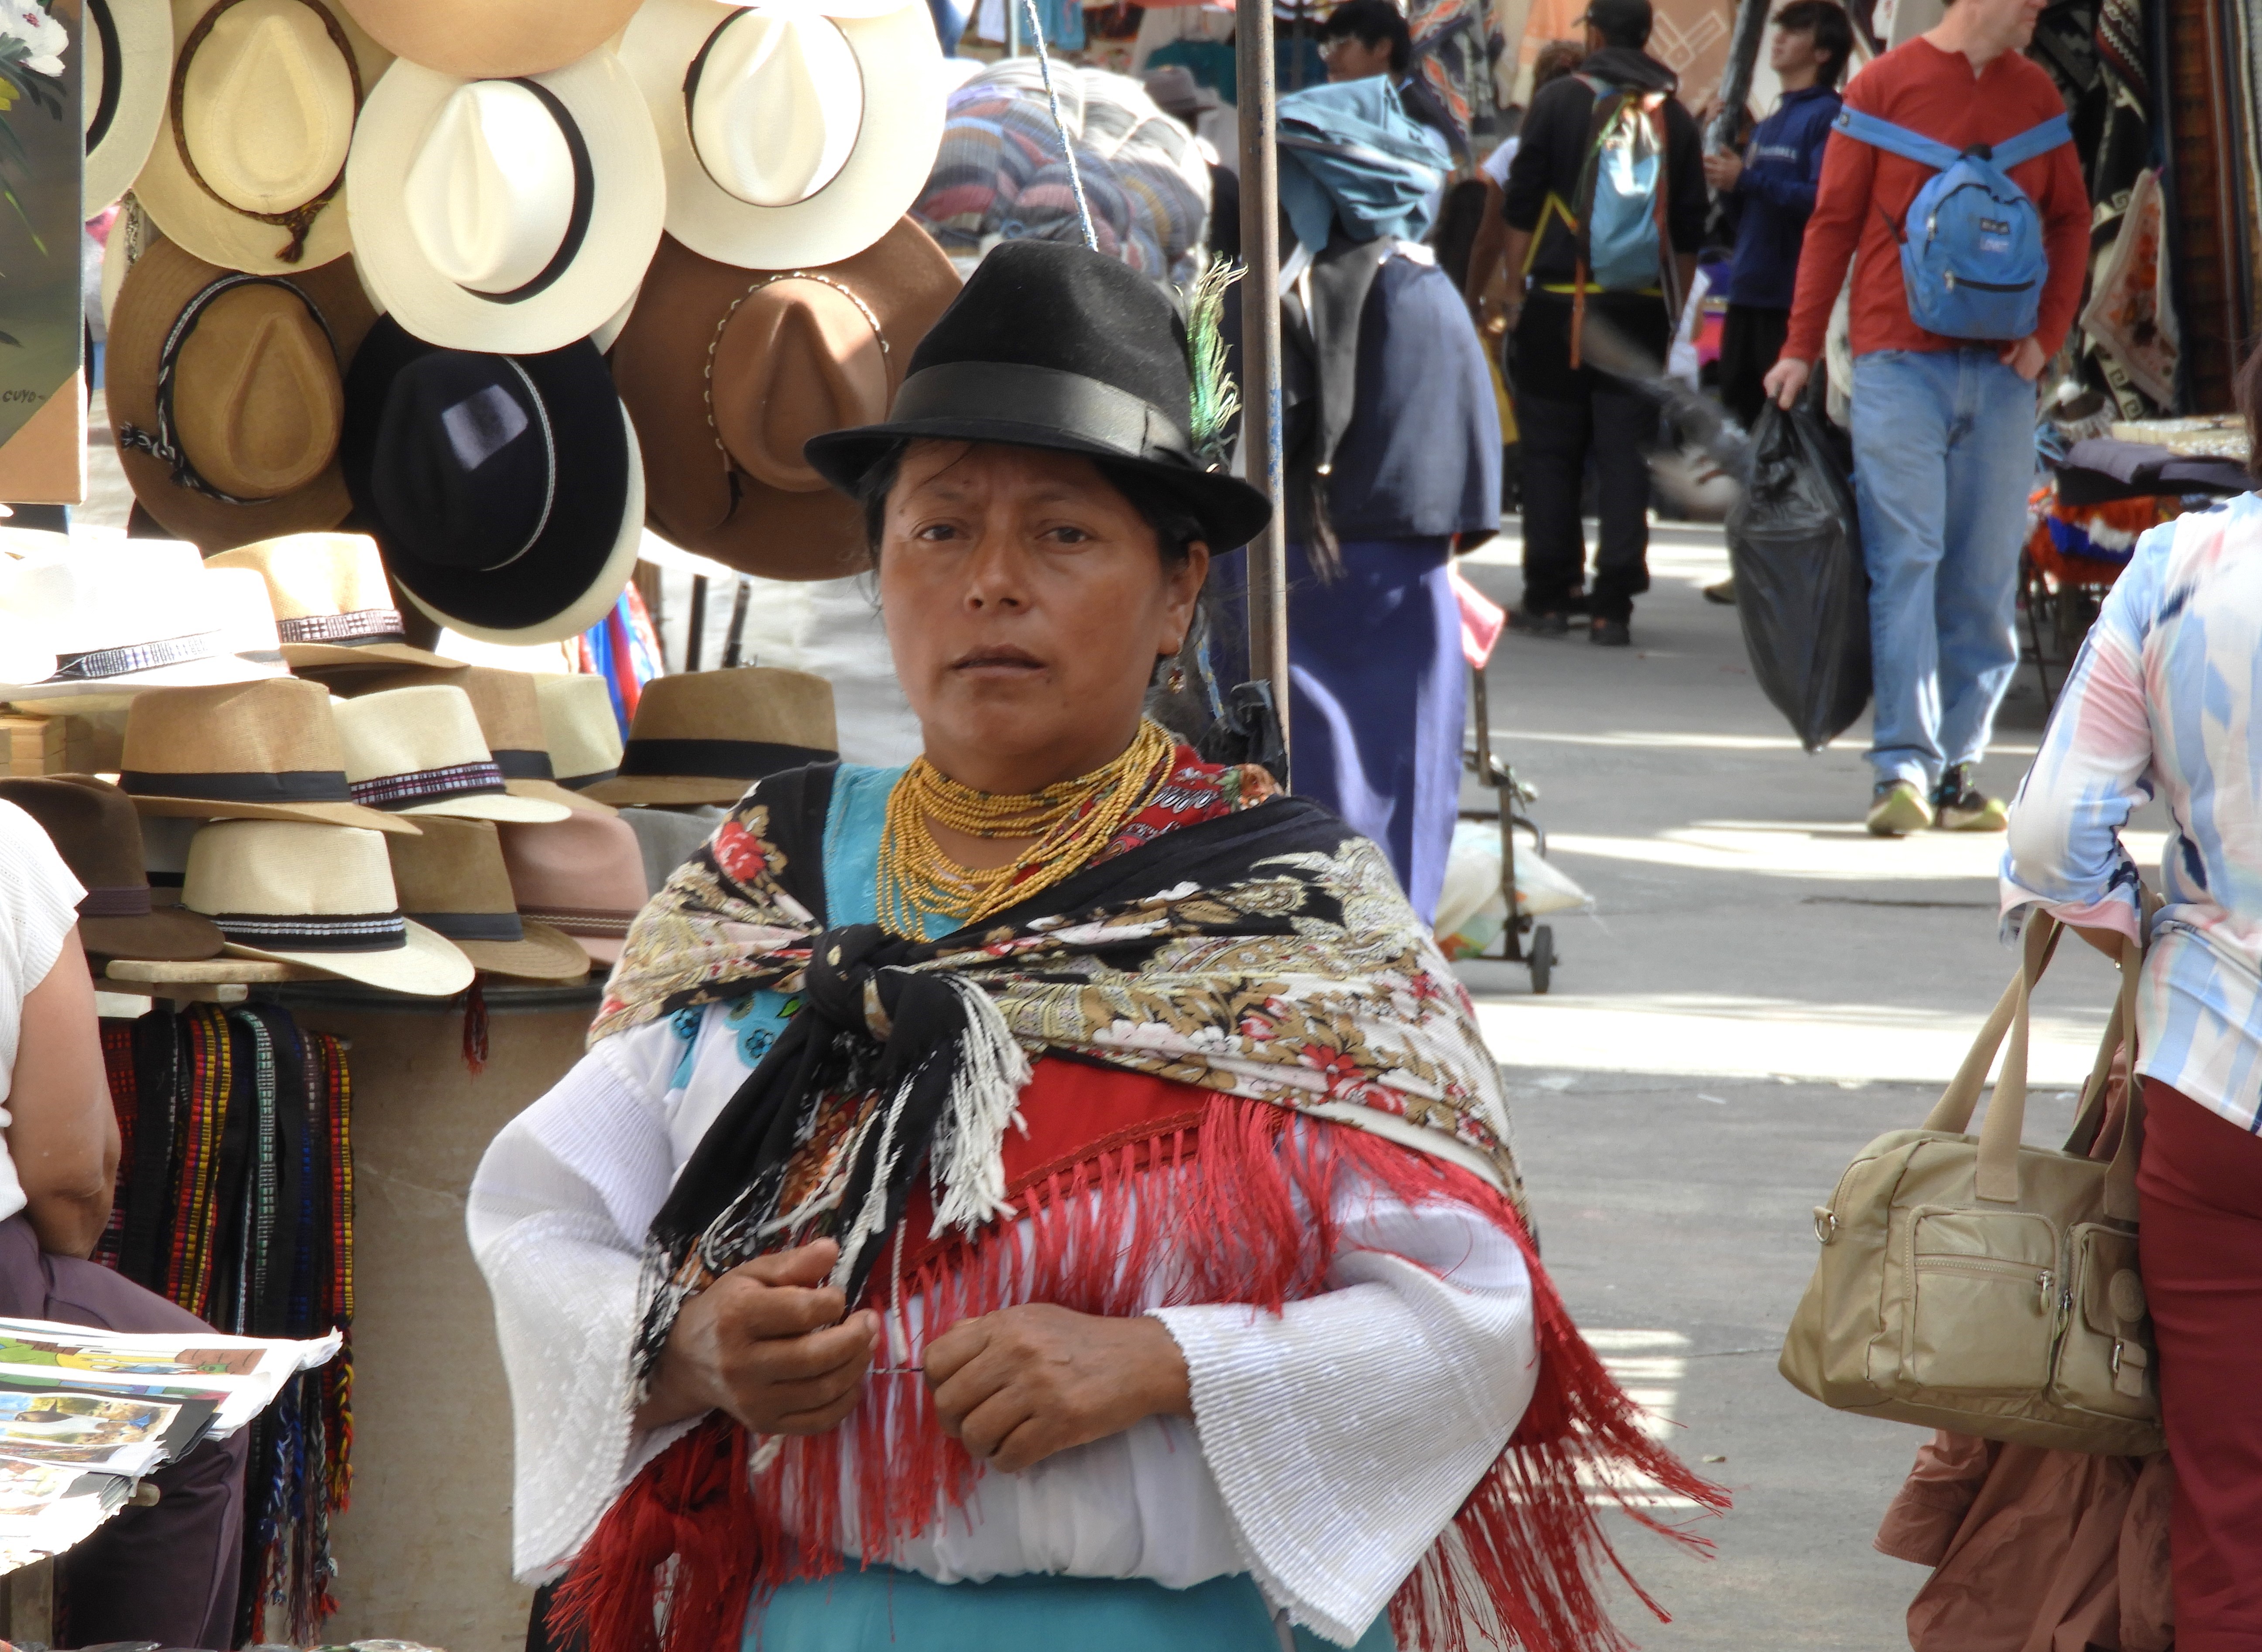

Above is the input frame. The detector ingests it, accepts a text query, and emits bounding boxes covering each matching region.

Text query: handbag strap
[1919,912,2145,1213]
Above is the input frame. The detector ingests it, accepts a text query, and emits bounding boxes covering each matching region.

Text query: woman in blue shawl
[1220,77,1500,925]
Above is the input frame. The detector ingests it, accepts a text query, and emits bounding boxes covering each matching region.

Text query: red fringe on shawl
[551,1084,1727,1652]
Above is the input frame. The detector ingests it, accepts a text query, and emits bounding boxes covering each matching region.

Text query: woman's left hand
[924,1304,1191,1473]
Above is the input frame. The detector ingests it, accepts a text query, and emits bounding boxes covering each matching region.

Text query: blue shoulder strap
[1989,113,2074,169]
[1832,107,1959,170]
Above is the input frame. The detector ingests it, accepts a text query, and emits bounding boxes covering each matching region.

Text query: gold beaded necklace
[876,718,1178,940]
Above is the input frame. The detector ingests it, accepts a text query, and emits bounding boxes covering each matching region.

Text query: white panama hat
[184,818,474,994]
[332,684,572,823]
[619,0,945,272]
[132,0,392,274]
[346,49,666,353]
[0,539,288,709]
[83,0,173,213]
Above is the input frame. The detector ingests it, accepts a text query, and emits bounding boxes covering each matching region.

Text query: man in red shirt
[1761,0,2085,837]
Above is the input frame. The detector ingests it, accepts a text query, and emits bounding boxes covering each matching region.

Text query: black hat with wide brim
[804,240,1272,554]
[340,316,645,646]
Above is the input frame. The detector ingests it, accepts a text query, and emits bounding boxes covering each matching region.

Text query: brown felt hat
[0,776,225,961]
[610,222,959,581]
[107,239,379,552]
[206,533,462,671]
[336,665,616,816]
[582,667,838,806]
[120,676,419,834]
[497,810,648,967]
[384,815,592,980]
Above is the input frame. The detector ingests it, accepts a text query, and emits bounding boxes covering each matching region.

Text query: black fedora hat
[340,317,645,645]
[804,240,1272,553]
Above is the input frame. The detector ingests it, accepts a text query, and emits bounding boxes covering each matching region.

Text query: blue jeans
[1849,348,2036,791]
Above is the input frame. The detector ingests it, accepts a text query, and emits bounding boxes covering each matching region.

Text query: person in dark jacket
[1704,0,1849,429]
[1217,76,1498,925]
[1497,0,1705,647]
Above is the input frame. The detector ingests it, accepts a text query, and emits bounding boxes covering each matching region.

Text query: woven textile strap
[520,905,633,937]
[48,631,224,682]
[278,609,408,645]
[211,911,408,952]
[350,761,507,810]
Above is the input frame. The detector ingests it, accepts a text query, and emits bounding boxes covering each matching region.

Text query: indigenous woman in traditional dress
[470,241,1717,1652]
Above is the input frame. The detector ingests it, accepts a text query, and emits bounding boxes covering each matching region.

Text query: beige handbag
[1780,913,2164,1456]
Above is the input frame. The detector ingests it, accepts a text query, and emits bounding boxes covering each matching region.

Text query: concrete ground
[1450,523,2136,1651]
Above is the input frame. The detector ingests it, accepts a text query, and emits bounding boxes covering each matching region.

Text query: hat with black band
[119,678,419,835]
[533,672,623,791]
[384,815,591,980]
[182,819,472,995]
[804,239,1272,554]
[0,776,225,962]
[583,667,839,807]
[344,49,664,354]
[83,0,172,213]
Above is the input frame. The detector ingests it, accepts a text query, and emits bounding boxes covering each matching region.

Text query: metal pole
[1236,0,1290,757]
[1007,0,1021,56]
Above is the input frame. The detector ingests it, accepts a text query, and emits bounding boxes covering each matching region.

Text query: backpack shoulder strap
[1832,106,1960,171]
[1988,113,2074,170]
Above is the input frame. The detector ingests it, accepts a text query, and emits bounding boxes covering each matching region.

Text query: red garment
[2137,1078,2262,1648]
[1781,38,2090,364]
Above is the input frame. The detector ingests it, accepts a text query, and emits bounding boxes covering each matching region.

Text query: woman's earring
[1165,665,1186,695]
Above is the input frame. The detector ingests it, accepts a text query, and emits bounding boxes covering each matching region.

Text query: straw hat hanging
[131,0,391,273]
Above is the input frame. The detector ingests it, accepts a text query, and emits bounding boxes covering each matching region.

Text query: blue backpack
[1833,107,2072,342]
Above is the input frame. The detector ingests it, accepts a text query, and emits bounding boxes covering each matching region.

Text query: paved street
[1452,523,2136,1650]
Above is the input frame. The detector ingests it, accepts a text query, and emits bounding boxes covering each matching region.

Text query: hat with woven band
[332,684,572,823]
[205,533,461,671]
[106,239,379,551]
[582,667,837,806]
[84,0,173,213]
[120,677,418,834]
[384,814,591,980]
[340,317,644,646]
[134,0,390,273]
[618,0,943,274]
[336,665,614,815]
[338,0,639,78]
[533,672,623,791]
[0,539,288,708]
[610,222,959,580]
[497,810,647,966]
[183,818,472,994]
[345,50,665,354]
[806,239,1272,553]
[0,776,225,961]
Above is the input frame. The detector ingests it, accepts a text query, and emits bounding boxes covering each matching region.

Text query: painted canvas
[0,0,82,502]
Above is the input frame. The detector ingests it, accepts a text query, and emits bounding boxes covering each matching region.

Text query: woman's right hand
[633,1239,878,1435]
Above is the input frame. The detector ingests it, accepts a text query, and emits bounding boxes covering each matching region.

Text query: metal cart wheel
[1528,925,1554,995]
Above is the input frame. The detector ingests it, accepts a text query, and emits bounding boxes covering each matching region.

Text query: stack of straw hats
[94,0,963,630]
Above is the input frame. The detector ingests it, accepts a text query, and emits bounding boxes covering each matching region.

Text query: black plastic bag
[1724,395,1871,752]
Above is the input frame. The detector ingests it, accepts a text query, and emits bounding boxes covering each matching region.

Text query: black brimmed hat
[804,240,1272,553]
[340,316,644,645]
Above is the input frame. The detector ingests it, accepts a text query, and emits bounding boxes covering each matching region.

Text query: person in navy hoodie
[1703,0,1850,430]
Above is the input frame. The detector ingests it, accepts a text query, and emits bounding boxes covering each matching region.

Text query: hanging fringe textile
[93,1003,357,1643]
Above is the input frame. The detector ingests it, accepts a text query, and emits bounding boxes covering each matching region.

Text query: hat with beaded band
[205,533,463,671]
[332,685,573,823]
[335,665,616,815]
